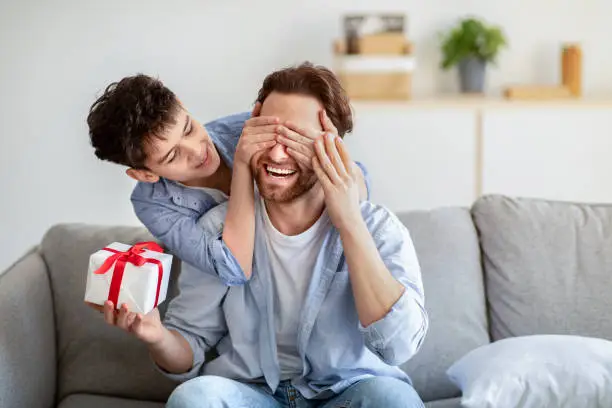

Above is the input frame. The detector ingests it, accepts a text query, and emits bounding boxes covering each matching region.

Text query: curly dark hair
[255,62,353,137]
[87,74,180,169]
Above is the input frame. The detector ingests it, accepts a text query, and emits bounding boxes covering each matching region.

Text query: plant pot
[458,57,486,93]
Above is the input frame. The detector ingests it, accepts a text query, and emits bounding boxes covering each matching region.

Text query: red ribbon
[94,241,165,308]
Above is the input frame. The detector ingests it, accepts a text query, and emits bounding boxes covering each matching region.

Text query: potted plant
[440,17,508,93]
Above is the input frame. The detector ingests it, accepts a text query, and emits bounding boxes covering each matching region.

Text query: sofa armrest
[0,249,56,408]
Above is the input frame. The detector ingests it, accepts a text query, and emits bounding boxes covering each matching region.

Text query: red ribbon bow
[94,241,165,309]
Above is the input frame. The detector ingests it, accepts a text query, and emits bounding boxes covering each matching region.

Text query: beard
[253,166,318,203]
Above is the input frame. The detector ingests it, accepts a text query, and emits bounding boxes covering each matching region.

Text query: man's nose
[268,142,290,163]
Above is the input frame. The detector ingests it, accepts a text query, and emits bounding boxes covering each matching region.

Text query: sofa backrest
[40,207,490,404]
[397,207,489,402]
[472,195,612,341]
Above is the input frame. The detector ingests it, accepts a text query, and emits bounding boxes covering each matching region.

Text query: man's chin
[256,179,316,203]
[258,186,296,203]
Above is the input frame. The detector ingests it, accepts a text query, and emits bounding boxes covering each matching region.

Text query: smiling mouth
[265,165,297,178]
[194,147,209,168]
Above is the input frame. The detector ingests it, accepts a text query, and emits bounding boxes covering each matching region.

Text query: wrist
[233,160,251,171]
[232,161,253,180]
[147,326,172,350]
[337,211,367,236]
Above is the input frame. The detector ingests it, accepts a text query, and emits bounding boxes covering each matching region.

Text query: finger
[335,137,354,176]
[116,303,130,329]
[251,140,277,153]
[244,124,280,136]
[312,156,333,190]
[125,312,137,331]
[103,301,116,325]
[245,116,279,127]
[284,121,321,141]
[324,133,349,180]
[315,138,342,185]
[286,147,311,168]
[251,102,262,117]
[320,110,338,135]
[244,132,278,143]
[243,141,277,166]
[132,314,145,336]
[277,125,315,146]
[277,135,312,158]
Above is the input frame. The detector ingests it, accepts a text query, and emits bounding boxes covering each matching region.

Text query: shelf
[350,95,612,110]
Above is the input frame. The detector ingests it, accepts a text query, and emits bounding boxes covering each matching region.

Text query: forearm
[339,219,405,327]
[222,162,255,278]
[149,328,193,374]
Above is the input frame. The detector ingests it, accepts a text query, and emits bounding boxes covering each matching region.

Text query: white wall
[2,0,612,271]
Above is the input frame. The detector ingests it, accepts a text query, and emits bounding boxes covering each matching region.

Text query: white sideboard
[345,98,612,213]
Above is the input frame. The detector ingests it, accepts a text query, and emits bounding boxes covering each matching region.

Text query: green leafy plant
[440,17,508,70]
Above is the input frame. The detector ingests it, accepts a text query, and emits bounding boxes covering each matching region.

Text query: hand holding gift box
[84,242,173,315]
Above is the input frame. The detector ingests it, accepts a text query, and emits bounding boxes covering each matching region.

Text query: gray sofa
[3,194,611,408]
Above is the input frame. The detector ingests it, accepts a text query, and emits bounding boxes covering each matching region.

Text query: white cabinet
[347,103,477,212]
[482,106,612,203]
[347,99,612,212]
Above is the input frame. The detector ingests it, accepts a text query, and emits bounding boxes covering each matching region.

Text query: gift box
[84,241,173,314]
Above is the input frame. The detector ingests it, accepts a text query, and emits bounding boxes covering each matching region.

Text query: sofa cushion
[397,208,489,402]
[40,224,181,402]
[472,195,612,341]
[58,394,164,408]
[447,334,612,408]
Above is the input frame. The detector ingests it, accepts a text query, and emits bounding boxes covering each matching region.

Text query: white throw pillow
[447,335,612,408]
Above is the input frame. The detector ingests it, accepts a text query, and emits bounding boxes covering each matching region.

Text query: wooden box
[338,71,412,100]
[504,85,572,100]
[334,39,415,100]
[335,36,413,56]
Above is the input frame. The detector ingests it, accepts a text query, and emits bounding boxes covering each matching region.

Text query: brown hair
[255,62,353,137]
[87,74,180,169]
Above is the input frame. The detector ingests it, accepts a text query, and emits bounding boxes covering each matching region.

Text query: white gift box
[84,242,173,314]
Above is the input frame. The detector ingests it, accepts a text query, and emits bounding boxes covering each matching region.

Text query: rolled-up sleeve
[157,262,230,382]
[359,214,429,366]
[197,204,250,285]
[354,161,372,201]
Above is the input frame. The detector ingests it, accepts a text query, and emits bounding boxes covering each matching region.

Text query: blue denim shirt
[162,198,428,398]
[130,111,372,285]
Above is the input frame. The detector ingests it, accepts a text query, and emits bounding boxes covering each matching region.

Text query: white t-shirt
[261,199,332,380]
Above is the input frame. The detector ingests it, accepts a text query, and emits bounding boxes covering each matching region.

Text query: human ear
[126,168,160,183]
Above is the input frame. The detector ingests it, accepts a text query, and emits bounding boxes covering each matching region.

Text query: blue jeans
[166,375,425,408]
